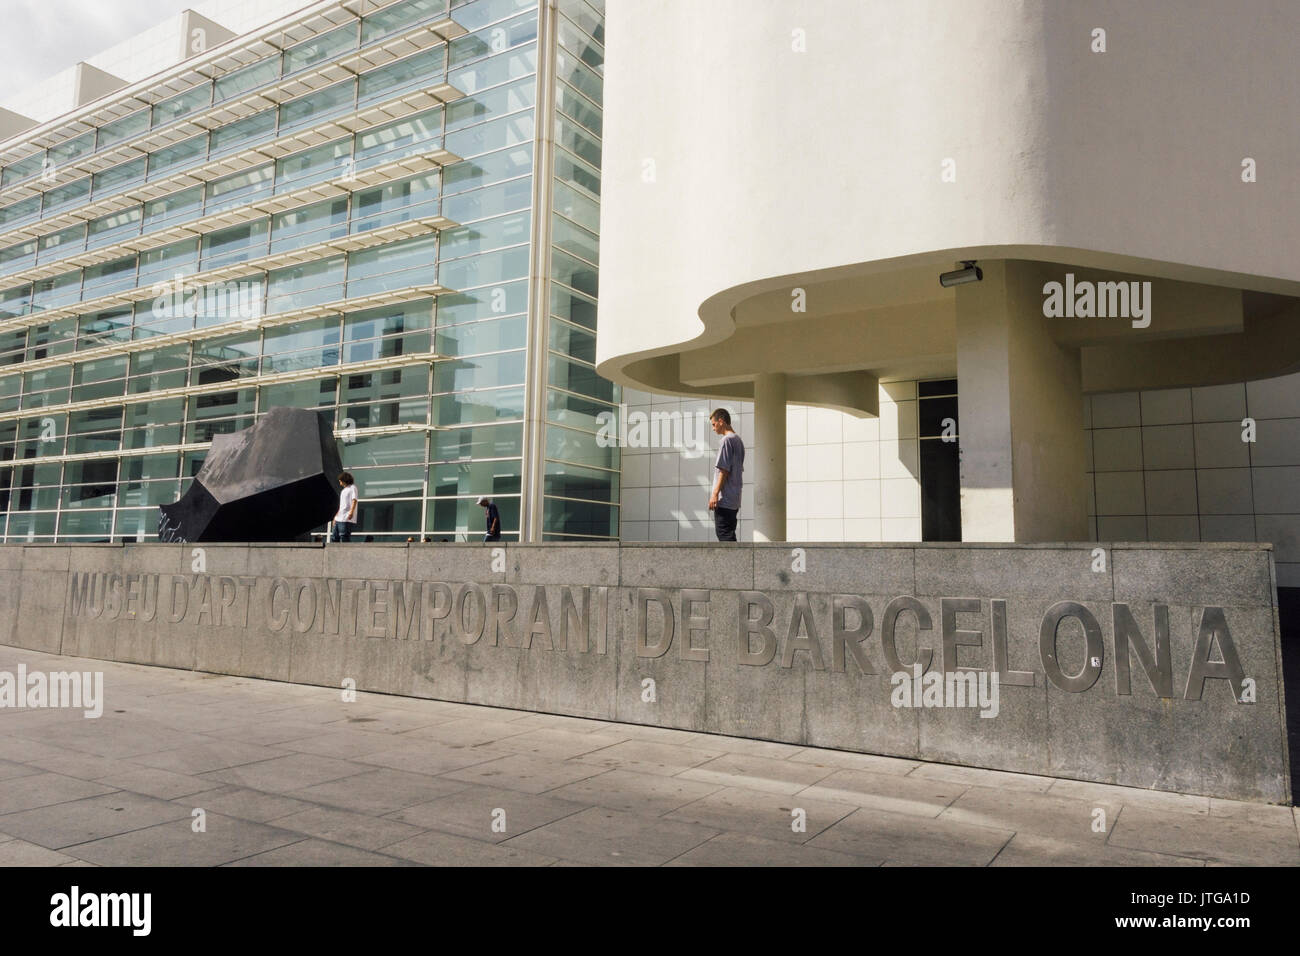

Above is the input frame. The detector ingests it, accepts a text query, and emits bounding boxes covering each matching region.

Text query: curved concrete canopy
[597,0,1300,409]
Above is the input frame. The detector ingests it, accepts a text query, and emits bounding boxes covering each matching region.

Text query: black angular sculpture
[158,407,343,543]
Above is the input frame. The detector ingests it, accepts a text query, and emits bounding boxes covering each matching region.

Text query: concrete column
[956,260,1089,542]
[752,372,787,542]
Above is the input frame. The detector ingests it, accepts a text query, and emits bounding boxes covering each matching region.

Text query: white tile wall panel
[844,518,882,541]
[1144,470,1198,515]
[1246,371,1300,419]
[880,439,920,480]
[843,441,880,480]
[803,481,845,520]
[1199,515,1257,541]
[807,519,846,541]
[1091,392,1142,428]
[1194,421,1252,468]
[1093,427,1144,471]
[1191,383,1247,422]
[1094,471,1146,516]
[805,442,844,481]
[806,407,844,444]
[623,487,650,522]
[881,478,920,517]
[1141,424,1196,470]
[1255,514,1300,557]
[844,480,881,519]
[881,517,922,542]
[1097,516,1148,540]
[1196,468,1254,515]
[1147,515,1201,540]
[1140,388,1193,426]
[1251,467,1300,514]
[1249,418,1300,467]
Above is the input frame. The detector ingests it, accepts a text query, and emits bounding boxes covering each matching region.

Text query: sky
[0,0,198,102]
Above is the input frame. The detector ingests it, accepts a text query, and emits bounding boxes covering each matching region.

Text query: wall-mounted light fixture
[939,261,983,288]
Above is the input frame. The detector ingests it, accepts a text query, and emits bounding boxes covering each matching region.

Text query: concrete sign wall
[0,542,1289,804]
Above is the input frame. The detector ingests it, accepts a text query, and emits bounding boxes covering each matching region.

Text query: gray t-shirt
[714,432,745,511]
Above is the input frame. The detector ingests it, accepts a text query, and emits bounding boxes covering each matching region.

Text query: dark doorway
[918,379,961,541]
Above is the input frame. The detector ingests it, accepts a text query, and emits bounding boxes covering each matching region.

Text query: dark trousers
[714,507,738,542]
[330,522,353,542]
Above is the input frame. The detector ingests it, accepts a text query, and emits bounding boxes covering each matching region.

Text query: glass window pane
[275,139,351,192]
[148,134,208,179]
[434,350,525,393]
[346,235,438,298]
[436,315,526,356]
[205,164,273,213]
[48,131,95,165]
[93,157,146,195]
[152,85,212,126]
[44,178,92,211]
[143,186,202,231]
[355,108,444,169]
[271,198,349,253]
[435,385,524,425]
[98,109,150,148]
[431,458,521,498]
[443,143,533,195]
[215,57,282,101]
[359,47,448,105]
[547,352,612,402]
[545,422,615,468]
[285,24,357,74]
[210,110,277,157]
[431,422,522,461]
[361,0,450,44]
[544,460,617,503]
[542,497,616,537]
[279,81,355,132]
[267,256,344,312]
[201,220,269,269]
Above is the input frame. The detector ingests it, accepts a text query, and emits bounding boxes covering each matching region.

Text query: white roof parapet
[0,109,38,141]
[73,64,129,110]
[178,10,239,63]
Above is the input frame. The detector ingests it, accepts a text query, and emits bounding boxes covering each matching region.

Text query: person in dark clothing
[708,408,744,542]
[478,496,502,542]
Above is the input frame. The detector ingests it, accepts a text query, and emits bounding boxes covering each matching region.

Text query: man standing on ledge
[478,496,502,542]
[708,408,744,542]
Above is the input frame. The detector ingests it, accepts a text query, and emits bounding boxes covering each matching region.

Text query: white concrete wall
[597,0,1300,394]
[620,382,923,544]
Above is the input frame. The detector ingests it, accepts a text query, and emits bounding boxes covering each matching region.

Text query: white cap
[476,496,490,505]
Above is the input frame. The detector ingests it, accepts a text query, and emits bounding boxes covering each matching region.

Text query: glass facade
[0,0,614,543]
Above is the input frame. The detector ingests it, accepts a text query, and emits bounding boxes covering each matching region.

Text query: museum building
[598,0,1300,599]
[0,0,613,544]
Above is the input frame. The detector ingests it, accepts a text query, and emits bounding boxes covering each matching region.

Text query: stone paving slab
[386,785,588,843]
[0,791,192,849]
[0,646,1296,867]
[664,831,867,867]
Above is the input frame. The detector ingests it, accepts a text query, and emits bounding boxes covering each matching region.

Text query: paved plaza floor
[0,647,1297,867]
